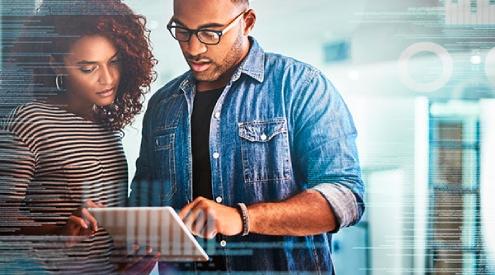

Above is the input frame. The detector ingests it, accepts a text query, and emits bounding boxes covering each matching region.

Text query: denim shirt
[129,37,365,273]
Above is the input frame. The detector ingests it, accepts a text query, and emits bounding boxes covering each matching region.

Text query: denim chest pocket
[238,118,292,183]
[152,131,177,202]
[155,134,174,150]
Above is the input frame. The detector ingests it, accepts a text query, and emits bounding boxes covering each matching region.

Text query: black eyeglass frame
[167,10,248,45]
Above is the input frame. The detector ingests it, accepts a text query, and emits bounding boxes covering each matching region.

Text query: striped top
[0,101,128,274]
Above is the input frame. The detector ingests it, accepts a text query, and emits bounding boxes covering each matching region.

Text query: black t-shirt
[191,88,223,200]
[191,87,226,271]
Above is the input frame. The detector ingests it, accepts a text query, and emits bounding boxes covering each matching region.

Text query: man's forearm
[247,190,337,236]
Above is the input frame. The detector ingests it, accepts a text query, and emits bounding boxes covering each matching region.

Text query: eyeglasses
[167,10,247,45]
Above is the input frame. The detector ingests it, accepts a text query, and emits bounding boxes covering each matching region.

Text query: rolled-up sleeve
[312,183,361,230]
[290,67,365,232]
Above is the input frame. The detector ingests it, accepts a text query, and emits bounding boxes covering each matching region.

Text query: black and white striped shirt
[0,101,128,274]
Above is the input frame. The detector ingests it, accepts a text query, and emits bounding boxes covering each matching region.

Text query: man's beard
[193,33,243,82]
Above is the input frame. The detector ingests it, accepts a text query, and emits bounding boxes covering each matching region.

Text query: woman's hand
[115,244,160,275]
[58,200,104,247]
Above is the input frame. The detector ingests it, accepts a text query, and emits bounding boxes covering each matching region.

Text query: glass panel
[432,121,464,187]
[462,149,478,188]
[432,147,463,186]
[462,117,479,145]
[429,102,482,274]
[463,252,476,275]
[430,148,478,187]
[433,191,463,245]
[462,194,477,248]
[432,248,463,273]
[437,121,463,142]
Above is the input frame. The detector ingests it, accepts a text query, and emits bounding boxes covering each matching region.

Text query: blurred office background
[2,0,495,274]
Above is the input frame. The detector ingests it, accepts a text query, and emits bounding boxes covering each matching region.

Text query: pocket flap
[238,119,287,142]
[154,134,173,150]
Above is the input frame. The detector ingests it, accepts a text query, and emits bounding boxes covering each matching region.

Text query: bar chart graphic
[445,0,495,25]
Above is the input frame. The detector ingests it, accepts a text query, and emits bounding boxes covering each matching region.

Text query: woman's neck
[47,94,96,121]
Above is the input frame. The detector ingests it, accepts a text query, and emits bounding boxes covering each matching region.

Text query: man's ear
[243,9,256,36]
[49,55,64,75]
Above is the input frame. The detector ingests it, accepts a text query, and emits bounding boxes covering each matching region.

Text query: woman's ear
[243,9,256,36]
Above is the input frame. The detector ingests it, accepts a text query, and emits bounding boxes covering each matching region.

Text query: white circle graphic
[398,42,453,93]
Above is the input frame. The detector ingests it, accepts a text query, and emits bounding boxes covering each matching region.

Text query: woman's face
[60,35,121,107]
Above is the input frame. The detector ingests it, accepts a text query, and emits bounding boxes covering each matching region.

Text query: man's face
[172,0,248,84]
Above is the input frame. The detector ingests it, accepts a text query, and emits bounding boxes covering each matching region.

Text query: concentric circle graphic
[398,42,453,93]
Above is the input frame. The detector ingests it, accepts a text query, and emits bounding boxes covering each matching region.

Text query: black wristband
[236,203,249,236]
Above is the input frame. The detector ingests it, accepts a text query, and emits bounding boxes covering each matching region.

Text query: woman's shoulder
[12,100,67,117]
[14,101,60,114]
[2,101,62,131]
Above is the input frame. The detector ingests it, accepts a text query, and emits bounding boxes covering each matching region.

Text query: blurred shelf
[430,141,479,150]
[431,184,480,194]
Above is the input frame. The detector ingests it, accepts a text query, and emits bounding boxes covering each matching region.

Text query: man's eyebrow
[75,52,119,65]
[172,17,224,29]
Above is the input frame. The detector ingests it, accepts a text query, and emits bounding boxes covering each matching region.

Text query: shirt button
[212,152,220,159]
[214,112,220,119]
[215,196,223,203]
[260,133,267,141]
[220,240,227,247]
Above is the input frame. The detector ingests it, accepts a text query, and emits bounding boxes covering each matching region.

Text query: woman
[0,0,156,273]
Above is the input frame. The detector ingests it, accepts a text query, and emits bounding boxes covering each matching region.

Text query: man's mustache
[185,55,212,63]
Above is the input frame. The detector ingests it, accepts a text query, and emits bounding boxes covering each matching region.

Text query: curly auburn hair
[9,0,157,130]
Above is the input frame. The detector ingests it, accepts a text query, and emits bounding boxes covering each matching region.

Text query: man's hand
[178,196,243,239]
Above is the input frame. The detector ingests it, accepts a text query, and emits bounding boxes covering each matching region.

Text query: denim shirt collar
[179,36,265,94]
[233,36,265,83]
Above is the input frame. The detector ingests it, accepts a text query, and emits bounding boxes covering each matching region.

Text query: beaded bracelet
[236,202,250,236]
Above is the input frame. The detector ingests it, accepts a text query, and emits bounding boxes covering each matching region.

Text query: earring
[55,74,64,91]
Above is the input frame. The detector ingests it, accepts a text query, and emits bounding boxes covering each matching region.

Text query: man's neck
[196,73,232,92]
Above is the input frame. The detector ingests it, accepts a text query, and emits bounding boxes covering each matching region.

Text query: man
[129,0,365,272]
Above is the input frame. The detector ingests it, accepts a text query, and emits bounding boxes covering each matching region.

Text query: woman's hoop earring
[55,74,64,91]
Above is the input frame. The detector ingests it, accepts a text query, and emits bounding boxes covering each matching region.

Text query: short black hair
[231,0,249,6]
